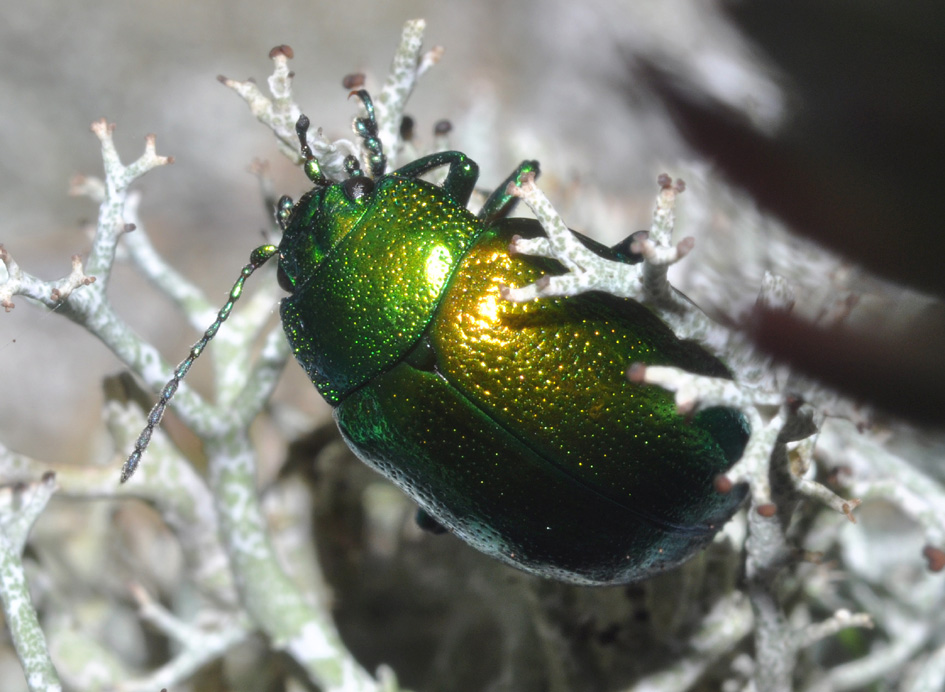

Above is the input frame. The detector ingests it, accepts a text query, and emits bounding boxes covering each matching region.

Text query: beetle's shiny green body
[115,93,747,583]
[275,106,749,584]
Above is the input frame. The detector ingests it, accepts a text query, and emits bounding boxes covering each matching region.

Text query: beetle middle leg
[478,160,540,224]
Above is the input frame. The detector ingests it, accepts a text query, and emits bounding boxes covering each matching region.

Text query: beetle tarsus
[478,160,540,223]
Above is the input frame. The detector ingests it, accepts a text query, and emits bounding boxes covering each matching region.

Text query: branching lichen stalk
[0,476,63,692]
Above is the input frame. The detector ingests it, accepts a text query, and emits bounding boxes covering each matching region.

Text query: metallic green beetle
[274,93,748,585]
[124,92,748,585]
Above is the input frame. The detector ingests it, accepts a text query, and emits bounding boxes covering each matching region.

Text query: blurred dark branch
[632,1,945,426]
[753,309,945,427]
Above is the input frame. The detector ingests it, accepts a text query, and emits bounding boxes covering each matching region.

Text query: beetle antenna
[348,89,386,178]
[295,115,331,186]
[119,244,279,483]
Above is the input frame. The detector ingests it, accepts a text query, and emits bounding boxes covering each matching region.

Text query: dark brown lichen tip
[626,363,647,383]
[269,45,294,59]
[923,545,945,572]
[342,73,366,89]
[757,503,778,518]
[713,474,734,494]
[399,115,415,140]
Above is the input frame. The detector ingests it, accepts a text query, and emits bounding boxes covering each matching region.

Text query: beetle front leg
[392,151,479,206]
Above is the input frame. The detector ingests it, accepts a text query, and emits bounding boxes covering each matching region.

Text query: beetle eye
[342,175,374,202]
[276,195,294,230]
[277,263,294,293]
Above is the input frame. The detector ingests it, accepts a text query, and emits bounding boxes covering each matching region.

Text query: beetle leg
[393,151,480,207]
[608,230,649,265]
[477,160,540,224]
[415,508,448,535]
[557,229,646,267]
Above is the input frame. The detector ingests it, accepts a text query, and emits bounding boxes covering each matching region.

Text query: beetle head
[276,110,383,294]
